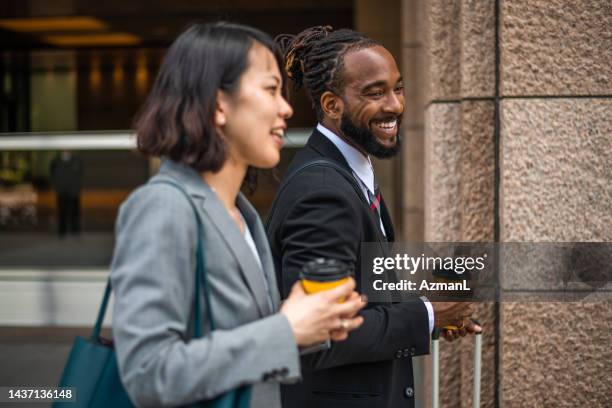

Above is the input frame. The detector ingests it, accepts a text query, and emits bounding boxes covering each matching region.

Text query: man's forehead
[342,46,400,87]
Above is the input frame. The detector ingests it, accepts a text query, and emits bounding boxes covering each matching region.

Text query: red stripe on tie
[370,192,381,210]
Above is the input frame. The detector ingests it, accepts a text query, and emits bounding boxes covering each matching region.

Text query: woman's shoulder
[118,178,195,224]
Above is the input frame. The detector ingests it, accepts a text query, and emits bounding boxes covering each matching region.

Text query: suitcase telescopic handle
[472,319,482,408]
[431,319,482,408]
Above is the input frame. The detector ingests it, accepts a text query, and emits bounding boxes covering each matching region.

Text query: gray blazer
[110,159,300,408]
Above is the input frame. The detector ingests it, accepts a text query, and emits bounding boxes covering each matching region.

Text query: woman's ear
[215,90,229,127]
[320,91,344,120]
[215,109,226,127]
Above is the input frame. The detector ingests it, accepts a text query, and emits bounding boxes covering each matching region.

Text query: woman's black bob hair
[135,22,285,172]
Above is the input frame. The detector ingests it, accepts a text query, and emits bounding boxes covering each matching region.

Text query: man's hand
[432,302,482,342]
[440,318,482,342]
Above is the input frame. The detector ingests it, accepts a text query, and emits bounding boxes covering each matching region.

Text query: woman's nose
[280,96,294,119]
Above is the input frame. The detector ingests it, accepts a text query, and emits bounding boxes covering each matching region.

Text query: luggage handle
[431,318,482,408]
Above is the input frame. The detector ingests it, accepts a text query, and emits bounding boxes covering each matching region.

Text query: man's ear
[215,90,229,127]
[320,91,344,120]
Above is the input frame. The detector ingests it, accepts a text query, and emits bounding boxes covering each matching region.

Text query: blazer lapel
[155,160,273,317]
[200,194,273,317]
[237,194,281,310]
[379,195,395,243]
[307,129,353,173]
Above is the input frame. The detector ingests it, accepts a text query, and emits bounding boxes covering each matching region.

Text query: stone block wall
[406,0,611,406]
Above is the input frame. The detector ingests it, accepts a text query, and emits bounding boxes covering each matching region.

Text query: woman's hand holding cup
[280,277,365,347]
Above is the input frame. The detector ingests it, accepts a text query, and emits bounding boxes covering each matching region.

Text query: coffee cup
[300,258,352,302]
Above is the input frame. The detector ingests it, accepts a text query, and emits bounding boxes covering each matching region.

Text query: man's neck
[319,118,368,157]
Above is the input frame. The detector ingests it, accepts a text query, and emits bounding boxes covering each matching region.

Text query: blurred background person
[50,150,82,237]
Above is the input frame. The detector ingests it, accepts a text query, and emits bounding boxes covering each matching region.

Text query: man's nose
[384,92,404,115]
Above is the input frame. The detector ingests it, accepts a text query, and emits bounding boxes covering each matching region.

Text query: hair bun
[275,33,295,55]
[275,26,334,90]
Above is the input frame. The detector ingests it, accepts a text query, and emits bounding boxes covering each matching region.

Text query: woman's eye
[267,86,278,95]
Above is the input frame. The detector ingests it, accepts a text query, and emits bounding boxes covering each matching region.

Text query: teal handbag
[54,179,251,408]
[53,281,134,408]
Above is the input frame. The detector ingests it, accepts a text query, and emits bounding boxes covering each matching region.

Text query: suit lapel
[200,194,273,317]
[379,195,395,243]
[156,160,273,317]
[307,129,353,173]
[237,194,280,310]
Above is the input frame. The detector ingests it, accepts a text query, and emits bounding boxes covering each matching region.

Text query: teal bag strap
[150,179,216,333]
[91,280,111,340]
[90,178,215,341]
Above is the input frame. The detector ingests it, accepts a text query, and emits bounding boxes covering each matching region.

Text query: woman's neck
[201,159,246,211]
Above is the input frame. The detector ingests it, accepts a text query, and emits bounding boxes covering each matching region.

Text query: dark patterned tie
[369,180,387,237]
[352,170,384,233]
[368,179,382,220]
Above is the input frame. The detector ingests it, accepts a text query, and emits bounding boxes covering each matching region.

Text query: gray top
[110,159,300,407]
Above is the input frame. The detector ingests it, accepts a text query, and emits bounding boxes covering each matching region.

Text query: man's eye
[368,91,384,98]
[394,85,404,93]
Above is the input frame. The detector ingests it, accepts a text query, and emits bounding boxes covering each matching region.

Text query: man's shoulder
[284,143,320,173]
[280,153,358,198]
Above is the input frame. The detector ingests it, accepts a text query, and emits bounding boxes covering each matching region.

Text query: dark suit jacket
[50,154,82,196]
[266,129,430,408]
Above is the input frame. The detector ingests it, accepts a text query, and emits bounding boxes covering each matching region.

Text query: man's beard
[340,113,401,159]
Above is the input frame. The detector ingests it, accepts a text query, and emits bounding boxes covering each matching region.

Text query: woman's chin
[251,154,281,169]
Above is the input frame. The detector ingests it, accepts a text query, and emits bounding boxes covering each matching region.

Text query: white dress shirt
[317,123,435,334]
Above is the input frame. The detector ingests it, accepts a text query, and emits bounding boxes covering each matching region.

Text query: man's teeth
[375,119,397,129]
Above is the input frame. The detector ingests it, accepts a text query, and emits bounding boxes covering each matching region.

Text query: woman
[110,23,365,408]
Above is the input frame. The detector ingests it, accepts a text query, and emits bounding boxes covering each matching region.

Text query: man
[266,27,480,408]
[50,150,82,237]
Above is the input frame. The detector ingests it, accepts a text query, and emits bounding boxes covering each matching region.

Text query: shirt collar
[316,123,375,194]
